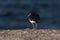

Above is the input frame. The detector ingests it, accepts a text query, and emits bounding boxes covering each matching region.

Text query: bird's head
[28,11,36,17]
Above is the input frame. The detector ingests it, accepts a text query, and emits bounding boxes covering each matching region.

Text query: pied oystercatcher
[28,11,40,30]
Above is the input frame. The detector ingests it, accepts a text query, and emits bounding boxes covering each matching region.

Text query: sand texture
[0,29,60,40]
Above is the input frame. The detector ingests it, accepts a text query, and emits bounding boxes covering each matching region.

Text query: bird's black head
[29,11,37,15]
[28,11,36,17]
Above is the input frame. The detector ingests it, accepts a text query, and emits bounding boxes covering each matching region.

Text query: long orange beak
[28,13,31,17]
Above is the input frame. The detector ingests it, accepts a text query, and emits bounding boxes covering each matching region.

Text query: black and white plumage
[28,11,40,30]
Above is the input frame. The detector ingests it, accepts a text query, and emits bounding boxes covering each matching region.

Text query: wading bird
[28,11,40,30]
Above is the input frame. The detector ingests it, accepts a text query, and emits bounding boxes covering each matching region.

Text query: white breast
[29,19,36,24]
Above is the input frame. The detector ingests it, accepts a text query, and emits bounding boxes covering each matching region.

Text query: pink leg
[32,23,34,30]
[36,23,37,30]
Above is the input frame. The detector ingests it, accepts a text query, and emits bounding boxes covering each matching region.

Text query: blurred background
[0,0,60,29]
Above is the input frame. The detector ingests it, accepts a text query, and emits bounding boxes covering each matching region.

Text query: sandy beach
[0,29,60,40]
